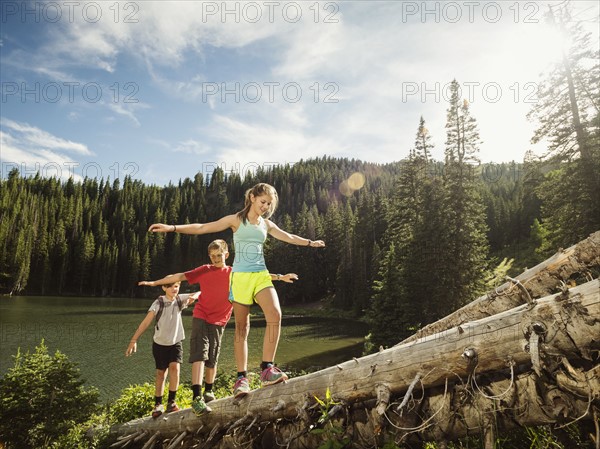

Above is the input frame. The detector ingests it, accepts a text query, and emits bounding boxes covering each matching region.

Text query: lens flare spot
[347,172,365,190]
[339,180,353,197]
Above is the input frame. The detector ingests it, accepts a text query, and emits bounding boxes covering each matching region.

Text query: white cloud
[198,113,346,170]
[1,118,93,155]
[0,118,94,181]
[0,130,83,181]
[42,2,292,72]
[173,139,212,155]
[106,101,150,127]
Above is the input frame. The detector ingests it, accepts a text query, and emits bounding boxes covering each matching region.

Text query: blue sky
[1,0,598,186]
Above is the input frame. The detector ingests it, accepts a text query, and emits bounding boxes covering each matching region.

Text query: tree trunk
[399,230,600,346]
[106,278,599,448]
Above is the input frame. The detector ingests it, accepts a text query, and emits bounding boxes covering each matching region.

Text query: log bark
[106,279,599,448]
[399,230,600,346]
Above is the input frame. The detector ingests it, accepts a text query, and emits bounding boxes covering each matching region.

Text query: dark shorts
[189,317,225,368]
[152,341,183,370]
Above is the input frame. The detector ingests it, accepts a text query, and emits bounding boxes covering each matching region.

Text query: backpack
[155,295,184,331]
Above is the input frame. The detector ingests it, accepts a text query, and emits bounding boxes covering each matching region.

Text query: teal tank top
[233,217,268,272]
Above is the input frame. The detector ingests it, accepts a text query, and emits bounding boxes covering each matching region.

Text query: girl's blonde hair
[236,183,279,223]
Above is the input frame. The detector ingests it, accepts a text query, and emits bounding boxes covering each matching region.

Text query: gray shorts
[189,317,225,368]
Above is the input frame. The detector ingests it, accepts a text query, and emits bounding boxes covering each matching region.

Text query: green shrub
[0,341,99,449]
[107,368,301,424]
[108,382,157,423]
[50,412,111,449]
[108,381,193,423]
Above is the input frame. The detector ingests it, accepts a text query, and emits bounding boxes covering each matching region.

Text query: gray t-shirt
[149,295,191,346]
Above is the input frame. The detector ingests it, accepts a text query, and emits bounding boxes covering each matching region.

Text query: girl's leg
[155,368,167,398]
[233,302,251,373]
[254,287,282,363]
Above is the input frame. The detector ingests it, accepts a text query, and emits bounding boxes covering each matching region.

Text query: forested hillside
[0,157,398,300]
[2,148,596,343]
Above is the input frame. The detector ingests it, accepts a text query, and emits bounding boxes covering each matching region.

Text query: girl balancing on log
[149,182,325,398]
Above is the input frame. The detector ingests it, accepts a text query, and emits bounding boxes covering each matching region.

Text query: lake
[0,296,368,402]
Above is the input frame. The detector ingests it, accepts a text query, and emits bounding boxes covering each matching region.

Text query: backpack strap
[155,295,184,331]
[155,296,165,331]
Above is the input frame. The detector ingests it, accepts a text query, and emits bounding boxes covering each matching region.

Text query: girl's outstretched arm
[271,273,299,283]
[266,220,325,247]
[148,215,239,235]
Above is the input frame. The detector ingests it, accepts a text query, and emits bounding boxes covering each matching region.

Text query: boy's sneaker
[192,396,212,416]
[151,403,164,418]
[166,401,180,413]
[260,365,288,387]
[233,376,250,399]
[203,391,216,403]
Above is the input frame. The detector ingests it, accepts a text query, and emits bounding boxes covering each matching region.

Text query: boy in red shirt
[139,239,297,415]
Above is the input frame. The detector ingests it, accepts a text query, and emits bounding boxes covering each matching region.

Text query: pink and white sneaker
[233,376,250,399]
[260,365,289,387]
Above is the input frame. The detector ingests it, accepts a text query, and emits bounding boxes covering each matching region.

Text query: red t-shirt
[184,265,233,326]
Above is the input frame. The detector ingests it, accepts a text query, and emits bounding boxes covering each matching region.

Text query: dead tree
[106,278,599,448]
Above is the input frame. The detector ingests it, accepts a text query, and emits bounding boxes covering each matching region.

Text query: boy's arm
[271,273,299,283]
[180,291,201,307]
[138,273,186,287]
[125,311,155,356]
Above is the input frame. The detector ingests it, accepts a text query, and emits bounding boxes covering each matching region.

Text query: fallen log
[107,279,599,448]
[399,230,600,346]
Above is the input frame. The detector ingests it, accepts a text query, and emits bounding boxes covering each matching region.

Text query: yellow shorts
[229,271,273,305]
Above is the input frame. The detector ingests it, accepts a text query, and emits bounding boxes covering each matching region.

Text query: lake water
[0,296,367,402]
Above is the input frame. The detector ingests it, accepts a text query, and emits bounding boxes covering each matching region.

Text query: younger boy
[125,281,198,418]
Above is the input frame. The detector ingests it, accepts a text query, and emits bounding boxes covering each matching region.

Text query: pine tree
[441,80,489,315]
[0,341,99,448]
[527,3,600,247]
[367,118,438,345]
[366,243,414,349]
